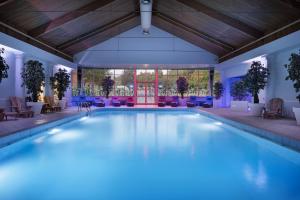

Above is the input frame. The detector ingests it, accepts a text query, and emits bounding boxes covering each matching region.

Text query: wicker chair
[9,96,34,118]
[263,98,283,119]
[44,96,61,112]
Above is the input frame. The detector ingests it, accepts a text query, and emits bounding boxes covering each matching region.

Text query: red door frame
[134,66,158,105]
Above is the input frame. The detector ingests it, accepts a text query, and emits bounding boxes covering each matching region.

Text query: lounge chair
[1,107,18,121]
[127,97,134,107]
[203,96,213,108]
[112,97,121,107]
[0,108,4,121]
[44,96,61,112]
[77,96,91,112]
[171,96,179,107]
[2,111,18,120]
[158,96,166,107]
[9,96,34,118]
[165,96,172,106]
[263,98,283,119]
[94,97,105,107]
[187,96,197,107]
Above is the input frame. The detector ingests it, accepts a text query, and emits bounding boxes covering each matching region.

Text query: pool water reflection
[0,110,299,200]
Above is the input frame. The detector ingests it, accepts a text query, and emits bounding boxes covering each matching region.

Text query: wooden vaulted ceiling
[0,0,299,63]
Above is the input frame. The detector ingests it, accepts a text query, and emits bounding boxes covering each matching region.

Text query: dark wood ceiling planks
[0,0,299,63]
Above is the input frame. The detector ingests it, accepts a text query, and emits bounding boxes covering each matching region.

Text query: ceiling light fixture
[140,0,152,35]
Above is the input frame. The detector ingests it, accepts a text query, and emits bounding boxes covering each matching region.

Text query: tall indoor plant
[101,76,114,106]
[176,76,189,99]
[284,50,300,125]
[230,80,248,111]
[50,68,71,110]
[21,60,45,114]
[213,81,223,108]
[0,48,9,83]
[243,61,269,116]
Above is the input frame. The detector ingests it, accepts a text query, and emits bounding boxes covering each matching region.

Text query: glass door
[136,69,157,105]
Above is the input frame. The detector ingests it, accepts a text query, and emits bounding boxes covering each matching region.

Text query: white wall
[75,25,218,66]
[266,46,300,117]
[219,56,267,107]
[0,42,73,110]
[0,51,16,109]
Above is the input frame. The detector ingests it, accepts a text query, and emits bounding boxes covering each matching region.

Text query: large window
[158,69,210,96]
[74,68,218,97]
[78,68,134,96]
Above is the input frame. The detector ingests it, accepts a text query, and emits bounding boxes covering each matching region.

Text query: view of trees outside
[73,68,220,97]
[158,69,213,96]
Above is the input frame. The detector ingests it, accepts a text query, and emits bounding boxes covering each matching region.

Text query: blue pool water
[0,110,300,200]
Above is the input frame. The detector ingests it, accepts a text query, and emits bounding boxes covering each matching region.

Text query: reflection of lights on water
[33,136,47,144]
[80,117,104,125]
[143,146,149,160]
[48,128,61,135]
[214,122,223,126]
[0,166,12,182]
[50,131,82,144]
[79,116,88,121]
[200,124,220,130]
[243,163,267,188]
[35,119,47,125]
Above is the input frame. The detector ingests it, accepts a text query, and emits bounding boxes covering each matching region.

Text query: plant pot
[213,99,222,108]
[231,101,248,112]
[249,103,264,116]
[27,102,43,115]
[293,107,300,125]
[179,98,187,106]
[103,98,111,106]
[59,100,66,110]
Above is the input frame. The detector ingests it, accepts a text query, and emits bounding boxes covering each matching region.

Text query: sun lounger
[263,98,283,119]
[127,97,134,107]
[9,96,34,118]
[158,96,166,107]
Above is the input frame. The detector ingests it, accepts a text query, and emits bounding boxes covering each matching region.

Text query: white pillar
[265,54,276,103]
[44,62,53,96]
[220,70,229,107]
[15,53,24,97]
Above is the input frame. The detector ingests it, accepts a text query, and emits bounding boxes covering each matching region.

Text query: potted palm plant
[213,81,223,108]
[50,68,71,110]
[284,50,300,125]
[243,61,269,116]
[0,48,9,84]
[101,76,114,106]
[230,80,248,111]
[21,60,45,115]
[176,76,188,106]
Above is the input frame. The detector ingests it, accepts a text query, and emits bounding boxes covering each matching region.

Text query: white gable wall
[74,26,218,66]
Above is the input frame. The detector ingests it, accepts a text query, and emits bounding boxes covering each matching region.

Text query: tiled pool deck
[1,106,300,151]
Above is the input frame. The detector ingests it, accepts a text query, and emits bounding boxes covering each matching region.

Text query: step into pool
[0,110,299,200]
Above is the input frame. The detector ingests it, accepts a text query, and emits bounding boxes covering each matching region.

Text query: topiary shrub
[176,76,189,99]
[243,61,269,103]
[213,81,223,100]
[231,80,248,101]
[0,48,9,83]
[21,60,45,102]
[102,76,115,98]
[284,50,300,103]
[50,68,71,100]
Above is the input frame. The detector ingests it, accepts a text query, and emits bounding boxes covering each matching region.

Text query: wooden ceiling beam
[28,0,116,38]
[0,21,73,61]
[176,0,263,38]
[57,12,139,50]
[0,0,13,7]
[219,19,300,62]
[154,11,235,51]
[279,0,300,9]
